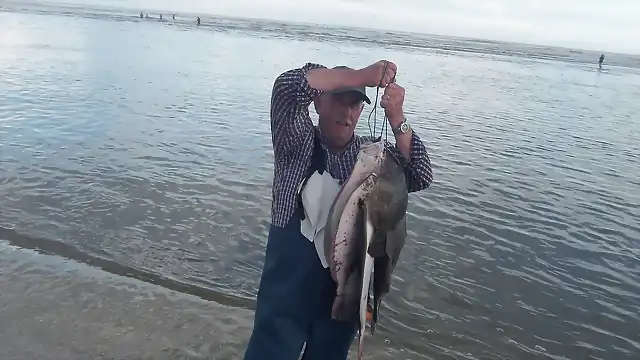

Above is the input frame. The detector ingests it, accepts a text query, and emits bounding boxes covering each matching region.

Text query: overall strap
[297,133,327,221]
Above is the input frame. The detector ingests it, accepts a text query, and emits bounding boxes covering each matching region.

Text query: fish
[323,138,409,359]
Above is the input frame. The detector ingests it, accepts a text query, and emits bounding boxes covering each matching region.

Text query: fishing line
[365,61,395,143]
[381,72,396,143]
[366,88,381,139]
[366,61,389,140]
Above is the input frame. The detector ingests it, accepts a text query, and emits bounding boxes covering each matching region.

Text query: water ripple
[1,6,640,360]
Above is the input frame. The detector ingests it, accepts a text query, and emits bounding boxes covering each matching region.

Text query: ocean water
[1,2,640,360]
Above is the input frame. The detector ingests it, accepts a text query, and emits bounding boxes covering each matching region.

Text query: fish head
[339,139,386,190]
[357,139,407,180]
[357,138,386,169]
[365,146,408,237]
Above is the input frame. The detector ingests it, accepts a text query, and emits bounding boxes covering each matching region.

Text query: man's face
[316,92,365,147]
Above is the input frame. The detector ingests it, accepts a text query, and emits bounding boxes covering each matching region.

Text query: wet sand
[0,243,252,360]
[0,244,402,360]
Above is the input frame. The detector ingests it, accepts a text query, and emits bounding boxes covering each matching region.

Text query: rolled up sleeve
[375,131,433,193]
[404,131,433,192]
[270,63,326,159]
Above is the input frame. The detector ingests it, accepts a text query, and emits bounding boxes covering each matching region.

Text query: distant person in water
[172,14,175,20]
[159,14,163,20]
[139,12,143,19]
[145,13,148,19]
[197,16,201,25]
[599,54,605,69]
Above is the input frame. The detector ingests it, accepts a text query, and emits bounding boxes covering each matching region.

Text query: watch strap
[392,118,410,134]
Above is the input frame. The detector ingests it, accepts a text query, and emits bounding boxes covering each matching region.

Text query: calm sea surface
[1,2,640,360]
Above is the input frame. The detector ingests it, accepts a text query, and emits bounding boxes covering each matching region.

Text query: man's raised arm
[271,61,397,157]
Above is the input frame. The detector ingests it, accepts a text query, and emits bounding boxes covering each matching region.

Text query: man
[243,60,433,360]
[599,54,605,69]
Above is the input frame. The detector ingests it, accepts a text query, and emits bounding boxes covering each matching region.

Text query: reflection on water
[1,4,640,360]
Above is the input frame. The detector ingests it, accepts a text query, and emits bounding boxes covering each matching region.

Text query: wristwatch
[391,118,411,135]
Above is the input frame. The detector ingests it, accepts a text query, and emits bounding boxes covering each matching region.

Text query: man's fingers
[380,93,395,104]
[387,63,397,81]
[386,70,396,83]
[385,83,398,91]
[382,84,400,97]
[386,61,397,74]
[377,60,397,87]
[379,74,393,87]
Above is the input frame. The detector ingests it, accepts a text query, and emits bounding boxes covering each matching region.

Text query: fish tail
[370,297,381,335]
[357,329,366,360]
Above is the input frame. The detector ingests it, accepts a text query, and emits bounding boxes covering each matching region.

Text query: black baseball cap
[326,66,371,105]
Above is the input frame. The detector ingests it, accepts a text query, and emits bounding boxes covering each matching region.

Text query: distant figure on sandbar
[145,13,149,19]
[139,12,143,19]
[159,14,163,20]
[599,54,605,69]
[197,16,201,26]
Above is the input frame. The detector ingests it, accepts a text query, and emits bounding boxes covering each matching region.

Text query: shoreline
[0,241,253,360]
[0,242,400,360]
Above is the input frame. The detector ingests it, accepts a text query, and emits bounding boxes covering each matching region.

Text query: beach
[1,2,640,359]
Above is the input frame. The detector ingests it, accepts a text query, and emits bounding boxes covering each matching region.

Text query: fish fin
[385,215,407,270]
[371,218,407,304]
[367,230,386,258]
[369,216,407,332]
[367,293,377,335]
[371,297,383,336]
[371,255,388,335]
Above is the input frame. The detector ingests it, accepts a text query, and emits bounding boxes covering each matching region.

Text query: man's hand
[380,83,405,127]
[357,60,397,88]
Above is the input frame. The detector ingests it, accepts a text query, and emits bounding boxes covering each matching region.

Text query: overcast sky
[58,0,640,54]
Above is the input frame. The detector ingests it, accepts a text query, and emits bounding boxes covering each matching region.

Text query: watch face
[400,122,409,133]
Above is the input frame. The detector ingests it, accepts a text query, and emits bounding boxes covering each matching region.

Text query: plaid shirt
[270,63,433,228]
